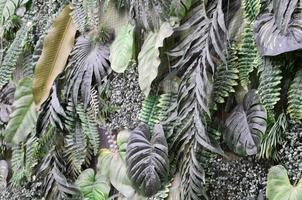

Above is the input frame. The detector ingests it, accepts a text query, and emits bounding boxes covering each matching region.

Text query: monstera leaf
[110,23,135,73]
[33,5,77,109]
[254,0,302,56]
[75,168,110,200]
[138,22,174,96]
[4,78,37,144]
[267,165,302,200]
[224,90,267,156]
[126,123,169,197]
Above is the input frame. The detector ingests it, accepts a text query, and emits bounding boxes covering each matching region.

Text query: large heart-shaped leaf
[4,78,37,144]
[110,23,135,73]
[75,168,110,200]
[138,22,174,96]
[126,123,169,197]
[254,0,302,56]
[224,89,267,156]
[267,165,302,200]
[33,5,77,109]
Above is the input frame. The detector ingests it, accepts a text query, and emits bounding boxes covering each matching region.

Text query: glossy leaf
[33,5,77,109]
[110,23,135,73]
[138,22,174,96]
[76,168,110,200]
[267,165,302,200]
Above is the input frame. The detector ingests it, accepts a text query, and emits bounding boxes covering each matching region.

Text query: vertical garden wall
[0,0,302,199]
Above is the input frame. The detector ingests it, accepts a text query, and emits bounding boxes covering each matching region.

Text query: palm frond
[65,35,111,109]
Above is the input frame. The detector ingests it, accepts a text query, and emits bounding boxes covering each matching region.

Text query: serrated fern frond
[77,104,99,155]
[238,25,260,88]
[243,0,261,22]
[213,45,239,110]
[0,24,30,89]
[139,95,160,129]
[288,69,302,122]
[258,59,282,111]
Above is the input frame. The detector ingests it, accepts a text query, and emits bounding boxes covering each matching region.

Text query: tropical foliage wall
[0,0,302,199]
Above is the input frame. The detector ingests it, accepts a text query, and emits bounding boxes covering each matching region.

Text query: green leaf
[138,22,174,96]
[4,78,37,144]
[288,69,302,122]
[98,149,136,198]
[267,165,302,200]
[110,23,135,73]
[0,160,8,191]
[76,168,110,200]
[33,5,77,109]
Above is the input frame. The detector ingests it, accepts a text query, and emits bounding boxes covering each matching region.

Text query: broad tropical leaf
[98,130,138,199]
[4,78,37,144]
[66,36,111,108]
[267,165,302,200]
[254,0,302,56]
[225,90,267,156]
[33,5,77,109]
[110,23,135,73]
[126,123,169,196]
[75,168,110,200]
[138,22,174,96]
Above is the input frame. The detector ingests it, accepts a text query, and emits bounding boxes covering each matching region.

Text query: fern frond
[139,95,160,129]
[77,104,99,155]
[288,69,302,122]
[213,45,239,109]
[89,87,99,120]
[70,1,87,33]
[258,59,282,111]
[238,25,260,88]
[0,24,30,89]
[39,148,78,199]
[243,0,261,22]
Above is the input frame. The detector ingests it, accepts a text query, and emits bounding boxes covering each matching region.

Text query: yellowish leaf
[33,5,77,109]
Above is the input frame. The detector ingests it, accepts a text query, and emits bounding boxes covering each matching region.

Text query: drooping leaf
[225,89,267,156]
[170,0,193,19]
[110,23,135,73]
[65,36,111,108]
[287,69,302,122]
[126,123,169,197]
[33,5,77,109]
[267,165,302,200]
[4,78,37,144]
[138,22,174,96]
[75,168,110,200]
[254,0,302,56]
